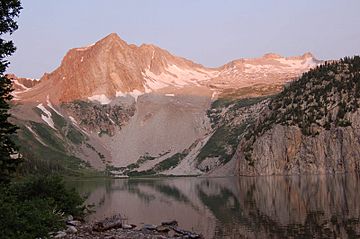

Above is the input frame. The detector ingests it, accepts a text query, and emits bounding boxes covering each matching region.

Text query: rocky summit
[10,33,329,177]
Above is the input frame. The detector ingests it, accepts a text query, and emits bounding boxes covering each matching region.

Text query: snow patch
[144,87,152,93]
[115,90,144,101]
[115,91,127,97]
[36,103,56,129]
[105,113,116,124]
[88,94,112,104]
[276,57,318,69]
[25,125,48,146]
[47,97,63,116]
[244,64,273,73]
[109,117,115,124]
[243,56,318,75]
[303,57,318,67]
[37,104,52,119]
[80,57,84,62]
[142,64,219,91]
[68,116,90,136]
[143,71,170,90]
[211,91,218,100]
[165,93,175,97]
[69,116,77,124]
[128,90,143,102]
[151,50,155,60]
[13,79,30,92]
[75,43,95,51]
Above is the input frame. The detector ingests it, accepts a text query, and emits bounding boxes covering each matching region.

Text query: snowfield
[36,103,56,129]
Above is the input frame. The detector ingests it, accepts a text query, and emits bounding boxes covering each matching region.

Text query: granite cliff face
[236,116,360,175]
[231,56,360,176]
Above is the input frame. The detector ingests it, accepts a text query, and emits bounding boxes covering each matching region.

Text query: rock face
[63,100,136,136]
[236,117,360,175]
[9,32,321,176]
[17,33,216,104]
[6,73,41,95]
[14,33,319,105]
[232,56,360,176]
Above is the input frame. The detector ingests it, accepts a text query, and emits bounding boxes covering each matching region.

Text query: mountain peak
[302,52,314,59]
[263,53,282,59]
[286,52,317,61]
[96,32,128,46]
[262,52,316,60]
[102,32,121,41]
[16,33,320,104]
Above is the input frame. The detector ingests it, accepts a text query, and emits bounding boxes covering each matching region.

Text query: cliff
[233,56,360,175]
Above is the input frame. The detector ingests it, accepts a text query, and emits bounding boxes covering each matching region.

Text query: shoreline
[51,214,203,239]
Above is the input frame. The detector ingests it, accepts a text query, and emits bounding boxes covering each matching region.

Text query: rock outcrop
[6,73,41,93]
[232,56,360,176]
[236,115,360,175]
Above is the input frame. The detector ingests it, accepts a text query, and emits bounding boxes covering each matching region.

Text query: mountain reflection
[69,174,360,238]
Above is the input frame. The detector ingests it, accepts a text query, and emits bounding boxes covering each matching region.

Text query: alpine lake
[67,174,360,238]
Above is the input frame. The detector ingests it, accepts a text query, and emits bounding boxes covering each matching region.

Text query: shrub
[0,191,63,239]
[0,175,85,239]
[10,175,85,217]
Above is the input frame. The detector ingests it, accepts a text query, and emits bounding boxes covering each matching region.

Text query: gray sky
[7,0,360,79]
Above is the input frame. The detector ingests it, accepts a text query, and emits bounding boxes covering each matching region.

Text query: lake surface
[68,174,360,239]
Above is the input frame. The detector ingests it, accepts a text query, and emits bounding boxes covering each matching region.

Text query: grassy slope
[13,106,100,177]
[196,96,269,169]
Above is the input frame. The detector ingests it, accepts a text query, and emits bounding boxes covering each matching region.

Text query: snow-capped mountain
[10,33,321,176]
[15,33,318,104]
[16,33,219,104]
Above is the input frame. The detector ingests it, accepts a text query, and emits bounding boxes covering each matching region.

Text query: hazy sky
[6,0,360,79]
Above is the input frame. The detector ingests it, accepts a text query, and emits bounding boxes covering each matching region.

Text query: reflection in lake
[68,174,360,238]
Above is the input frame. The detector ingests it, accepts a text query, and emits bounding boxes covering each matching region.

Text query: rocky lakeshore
[50,215,203,239]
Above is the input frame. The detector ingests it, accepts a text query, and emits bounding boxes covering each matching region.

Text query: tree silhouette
[0,0,22,183]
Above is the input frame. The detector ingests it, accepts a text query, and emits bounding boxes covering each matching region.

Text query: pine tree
[0,0,22,183]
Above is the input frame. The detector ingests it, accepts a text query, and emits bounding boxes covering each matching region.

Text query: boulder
[67,215,74,221]
[122,224,133,229]
[92,214,124,232]
[66,220,81,226]
[54,231,67,238]
[143,224,157,230]
[161,220,178,226]
[156,225,170,233]
[66,225,78,234]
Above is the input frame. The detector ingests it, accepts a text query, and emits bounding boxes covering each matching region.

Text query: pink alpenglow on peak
[14,33,321,105]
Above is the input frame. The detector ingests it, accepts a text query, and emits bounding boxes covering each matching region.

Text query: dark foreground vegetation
[0,1,87,238]
[0,176,85,239]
